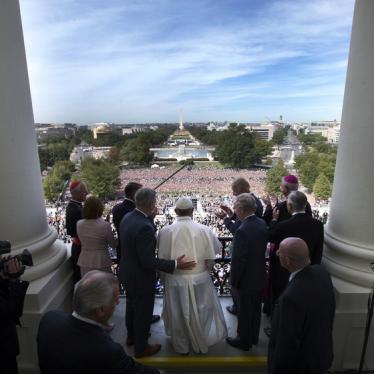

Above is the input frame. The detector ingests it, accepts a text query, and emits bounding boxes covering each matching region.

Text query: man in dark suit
[65,180,88,284]
[119,188,195,358]
[263,175,312,225]
[37,271,163,374]
[112,182,160,324]
[216,177,264,315]
[268,238,335,374]
[226,193,268,350]
[268,191,324,305]
[112,182,142,243]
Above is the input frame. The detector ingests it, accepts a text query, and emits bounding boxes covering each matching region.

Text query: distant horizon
[35,119,340,126]
[20,0,355,124]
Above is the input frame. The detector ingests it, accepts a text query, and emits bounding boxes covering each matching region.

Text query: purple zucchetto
[282,175,299,191]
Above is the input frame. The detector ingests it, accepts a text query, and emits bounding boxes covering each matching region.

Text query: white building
[245,123,278,141]
[70,146,112,163]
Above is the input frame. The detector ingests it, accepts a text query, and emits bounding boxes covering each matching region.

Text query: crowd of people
[119,166,267,195]
[29,172,336,374]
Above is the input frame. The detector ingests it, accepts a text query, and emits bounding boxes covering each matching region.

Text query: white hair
[72,271,117,317]
[287,191,307,212]
[234,193,256,214]
[135,188,156,210]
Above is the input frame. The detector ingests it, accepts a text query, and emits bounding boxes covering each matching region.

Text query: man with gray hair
[119,188,196,358]
[226,193,268,350]
[268,191,324,308]
[215,177,263,316]
[268,238,335,374]
[37,271,162,374]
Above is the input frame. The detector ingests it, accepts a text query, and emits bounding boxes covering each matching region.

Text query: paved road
[279,129,302,164]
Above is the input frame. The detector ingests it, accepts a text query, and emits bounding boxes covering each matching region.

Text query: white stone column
[323,0,374,370]
[0,1,72,372]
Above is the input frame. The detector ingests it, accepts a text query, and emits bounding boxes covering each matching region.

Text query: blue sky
[19,0,355,124]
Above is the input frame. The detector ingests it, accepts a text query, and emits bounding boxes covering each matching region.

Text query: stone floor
[110,296,270,373]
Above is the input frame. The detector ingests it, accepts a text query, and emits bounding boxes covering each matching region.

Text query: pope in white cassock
[157,197,228,354]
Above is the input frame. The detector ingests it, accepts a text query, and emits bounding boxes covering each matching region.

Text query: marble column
[323,0,374,370]
[0,1,72,372]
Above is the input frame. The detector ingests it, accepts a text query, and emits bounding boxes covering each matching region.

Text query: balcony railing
[112,236,234,296]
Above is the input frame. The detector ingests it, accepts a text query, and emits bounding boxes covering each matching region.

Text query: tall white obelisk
[179,108,184,130]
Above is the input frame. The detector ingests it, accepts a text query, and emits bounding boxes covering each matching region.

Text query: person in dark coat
[0,257,29,374]
[37,270,164,374]
[112,182,160,324]
[226,193,268,350]
[268,191,324,308]
[112,182,142,262]
[263,174,312,225]
[119,188,196,358]
[216,177,264,315]
[65,180,88,283]
[268,238,335,374]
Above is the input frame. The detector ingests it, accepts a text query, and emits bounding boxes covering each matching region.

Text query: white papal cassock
[157,216,228,354]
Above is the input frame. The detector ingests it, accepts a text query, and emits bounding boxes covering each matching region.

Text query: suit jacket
[0,279,29,357]
[65,200,83,238]
[119,209,175,295]
[269,213,324,265]
[230,215,268,293]
[263,200,312,225]
[37,310,159,374]
[112,198,135,234]
[268,265,335,374]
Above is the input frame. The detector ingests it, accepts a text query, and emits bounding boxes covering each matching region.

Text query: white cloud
[19,0,355,123]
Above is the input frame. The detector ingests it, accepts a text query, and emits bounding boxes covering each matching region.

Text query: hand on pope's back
[176,255,196,270]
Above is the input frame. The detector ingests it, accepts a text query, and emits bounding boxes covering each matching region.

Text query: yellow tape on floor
[136,356,267,367]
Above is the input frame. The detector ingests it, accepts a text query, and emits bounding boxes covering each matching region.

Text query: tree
[38,137,75,170]
[313,173,332,201]
[80,158,119,198]
[255,137,273,162]
[214,124,257,168]
[272,128,287,145]
[120,135,153,165]
[265,160,288,195]
[43,161,75,202]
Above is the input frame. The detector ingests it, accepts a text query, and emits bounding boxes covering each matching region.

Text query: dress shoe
[151,314,161,323]
[226,337,250,351]
[226,305,238,315]
[135,343,161,358]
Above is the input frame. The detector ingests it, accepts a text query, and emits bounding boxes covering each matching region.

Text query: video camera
[0,240,33,278]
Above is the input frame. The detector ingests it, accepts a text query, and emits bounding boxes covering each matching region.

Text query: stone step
[136,355,267,373]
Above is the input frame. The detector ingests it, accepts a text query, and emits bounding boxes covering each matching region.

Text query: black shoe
[151,314,161,324]
[264,327,271,338]
[226,337,250,351]
[226,305,238,315]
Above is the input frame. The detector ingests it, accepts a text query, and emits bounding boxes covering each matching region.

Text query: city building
[69,146,112,163]
[245,122,278,141]
[35,123,77,140]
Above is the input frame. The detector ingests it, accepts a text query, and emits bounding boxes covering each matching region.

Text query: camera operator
[0,257,29,374]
